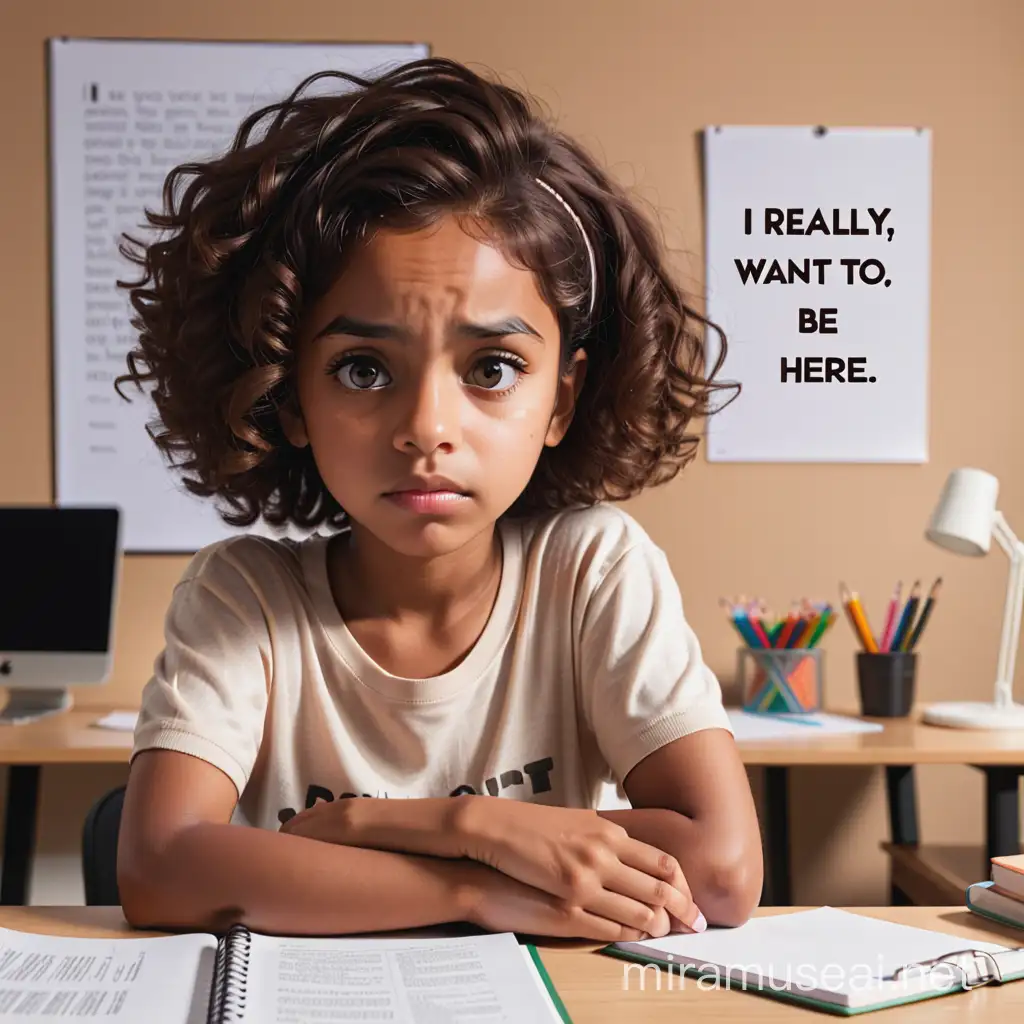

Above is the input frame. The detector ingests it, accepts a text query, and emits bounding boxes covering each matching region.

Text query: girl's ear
[279,396,310,448]
[544,348,588,447]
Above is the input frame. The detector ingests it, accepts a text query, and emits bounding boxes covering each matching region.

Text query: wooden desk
[737,711,1024,907]
[3,905,1024,1021]
[0,708,132,905]
[0,707,1022,912]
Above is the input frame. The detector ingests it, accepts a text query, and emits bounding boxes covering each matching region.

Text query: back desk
[0,708,1021,906]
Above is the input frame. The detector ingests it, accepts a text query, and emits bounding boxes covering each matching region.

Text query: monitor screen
[0,507,120,653]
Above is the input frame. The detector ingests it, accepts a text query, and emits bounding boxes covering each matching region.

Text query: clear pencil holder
[738,647,824,714]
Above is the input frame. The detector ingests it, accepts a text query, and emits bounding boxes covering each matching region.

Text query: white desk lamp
[923,467,1024,729]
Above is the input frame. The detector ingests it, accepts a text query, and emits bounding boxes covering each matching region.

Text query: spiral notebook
[603,907,1024,1015]
[0,924,570,1022]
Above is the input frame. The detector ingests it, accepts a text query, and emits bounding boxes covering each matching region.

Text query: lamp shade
[925,468,999,556]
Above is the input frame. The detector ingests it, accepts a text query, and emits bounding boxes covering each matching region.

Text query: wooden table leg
[763,766,790,906]
[985,767,1021,860]
[1,765,40,906]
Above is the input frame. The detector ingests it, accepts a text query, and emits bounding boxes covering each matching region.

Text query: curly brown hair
[116,56,737,530]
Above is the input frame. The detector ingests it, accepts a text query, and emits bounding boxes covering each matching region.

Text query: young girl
[116,56,762,942]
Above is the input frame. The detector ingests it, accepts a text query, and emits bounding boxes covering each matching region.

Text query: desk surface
[0,709,134,763]
[0,707,1022,767]
[737,710,1024,766]
[1,905,1023,1021]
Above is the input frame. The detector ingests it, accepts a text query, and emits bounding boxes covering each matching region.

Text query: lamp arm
[1000,544,1024,704]
[992,512,1024,706]
[992,511,1020,557]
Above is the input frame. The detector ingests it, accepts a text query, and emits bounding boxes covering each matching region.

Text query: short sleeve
[132,541,273,797]
[579,539,733,784]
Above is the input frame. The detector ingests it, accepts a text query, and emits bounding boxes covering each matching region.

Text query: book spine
[206,924,252,1024]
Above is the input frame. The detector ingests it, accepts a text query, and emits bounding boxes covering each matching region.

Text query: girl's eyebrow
[312,315,544,343]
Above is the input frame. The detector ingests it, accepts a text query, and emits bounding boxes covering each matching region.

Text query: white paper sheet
[615,906,1024,1010]
[727,709,884,741]
[703,126,931,462]
[49,38,428,553]
[0,927,214,1023]
[92,710,139,731]
[243,930,564,1022]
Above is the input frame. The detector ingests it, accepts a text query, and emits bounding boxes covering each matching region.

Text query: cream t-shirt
[132,504,732,829]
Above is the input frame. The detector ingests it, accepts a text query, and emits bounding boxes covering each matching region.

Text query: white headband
[534,178,597,318]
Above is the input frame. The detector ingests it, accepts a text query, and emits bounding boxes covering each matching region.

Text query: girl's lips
[384,490,470,514]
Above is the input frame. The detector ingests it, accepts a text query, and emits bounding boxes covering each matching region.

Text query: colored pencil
[906,577,942,652]
[792,615,816,648]
[720,599,766,648]
[804,606,833,648]
[722,596,838,651]
[775,609,801,649]
[810,610,837,647]
[720,598,754,646]
[891,580,921,652]
[879,581,902,653]
[745,611,772,649]
[840,582,879,653]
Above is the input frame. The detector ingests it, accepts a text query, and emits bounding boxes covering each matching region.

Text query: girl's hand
[280,794,704,937]
[455,798,705,937]
[279,796,465,858]
[461,860,653,943]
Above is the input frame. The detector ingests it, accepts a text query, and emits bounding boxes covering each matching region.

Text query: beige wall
[1,0,1021,904]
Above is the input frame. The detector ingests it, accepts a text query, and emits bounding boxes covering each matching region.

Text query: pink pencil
[879,581,902,652]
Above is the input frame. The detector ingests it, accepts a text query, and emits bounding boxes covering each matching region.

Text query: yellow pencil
[840,582,879,653]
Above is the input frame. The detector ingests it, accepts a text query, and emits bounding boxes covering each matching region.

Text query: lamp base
[921,701,1024,730]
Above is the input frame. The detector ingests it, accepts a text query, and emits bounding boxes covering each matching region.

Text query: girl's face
[283,215,586,558]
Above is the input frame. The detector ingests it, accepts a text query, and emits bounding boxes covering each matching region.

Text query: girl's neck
[328,522,502,624]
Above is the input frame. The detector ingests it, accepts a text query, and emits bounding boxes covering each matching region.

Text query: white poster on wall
[49,37,429,553]
[702,125,931,463]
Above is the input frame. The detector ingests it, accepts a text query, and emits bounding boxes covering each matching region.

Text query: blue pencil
[890,581,921,652]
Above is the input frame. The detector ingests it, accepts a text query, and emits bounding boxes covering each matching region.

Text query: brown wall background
[1,0,1022,903]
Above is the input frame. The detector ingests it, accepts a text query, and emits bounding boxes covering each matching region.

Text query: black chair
[81,785,126,906]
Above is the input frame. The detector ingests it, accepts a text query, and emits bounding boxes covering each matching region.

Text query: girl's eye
[465,356,524,392]
[333,357,391,391]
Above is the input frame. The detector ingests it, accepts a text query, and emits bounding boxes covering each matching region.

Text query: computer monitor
[0,506,121,724]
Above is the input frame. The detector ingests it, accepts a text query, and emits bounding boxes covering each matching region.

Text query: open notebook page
[243,930,564,1022]
[0,927,215,1022]
[613,907,1024,1010]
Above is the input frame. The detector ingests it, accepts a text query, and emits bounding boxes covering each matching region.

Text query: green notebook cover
[526,945,573,1023]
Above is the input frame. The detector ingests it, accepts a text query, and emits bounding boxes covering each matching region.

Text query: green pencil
[805,608,833,648]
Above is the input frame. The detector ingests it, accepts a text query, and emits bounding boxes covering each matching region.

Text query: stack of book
[966,854,1024,929]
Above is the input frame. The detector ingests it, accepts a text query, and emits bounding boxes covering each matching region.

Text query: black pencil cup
[856,652,917,717]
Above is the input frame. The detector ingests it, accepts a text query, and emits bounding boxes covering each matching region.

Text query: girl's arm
[283,730,761,929]
[598,729,763,927]
[118,750,473,935]
[118,749,652,941]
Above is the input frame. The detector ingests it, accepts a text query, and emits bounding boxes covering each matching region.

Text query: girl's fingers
[614,841,704,931]
[603,862,695,931]
[579,888,671,936]
[561,907,648,944]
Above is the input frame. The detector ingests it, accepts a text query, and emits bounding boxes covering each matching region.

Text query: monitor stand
[0,688,73,725]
